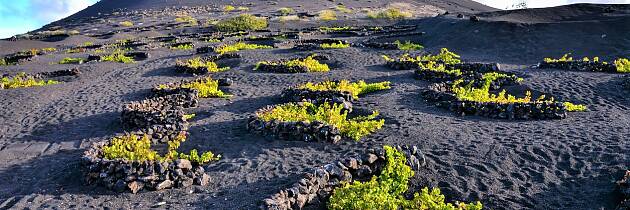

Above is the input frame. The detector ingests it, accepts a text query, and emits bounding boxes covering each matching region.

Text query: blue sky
[0,0,629,39]
[0,0,98,38]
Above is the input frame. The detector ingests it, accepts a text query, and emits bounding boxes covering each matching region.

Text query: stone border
[421,83,567,120]
[617,170,630,210]
[292,39,349,51]
[280,88,353,111]
[82,140,211,193]
[260,145,425,210]
[537,61,617,73]
[121,94,192,143]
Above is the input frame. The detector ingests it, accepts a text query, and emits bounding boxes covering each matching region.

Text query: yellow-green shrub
[118,21,134,27]
[319,10,337,21]
[278,7,295,16]
[335,5,352,13]
[102,134,220,164]
[258,102,384,140]
[321,41,350,49]
[175,15,198,26]
[176,57,230,72]
[563,102,588,112]
[1,72,59,89]
[160,77,231,98]
[215,42,272,54]
[254,55,330,72]
[58,57,86,64]
[319,26,352,32]
[101,50,134,63]
[170,43,194,50]
[395,40,424,51]
[367,8,412,19]
[215,14,268,32]
[418,61,462,76]
[383,48,461,65]
[223,5,236,12]
[328,145,482,210]
[615,58,630,73]
[452,79,532,104]
[298,80,391,99]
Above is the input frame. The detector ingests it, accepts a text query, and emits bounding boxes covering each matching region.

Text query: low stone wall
[280,89,353,111]
[421,83,567,120]
[124,52,150,60]
[537,61,617,73]
[260,145,425,210]
[34,68,81,79]
[618,170,630,210]
[171,42,194,48]
[82,141,210,193]
[247,113,343,144]
[386,60,419,70]
[121,94,191,143]
[292,39,349,50]
[445,63,501,73]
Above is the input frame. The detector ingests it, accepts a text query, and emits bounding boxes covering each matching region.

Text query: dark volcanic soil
[0,0,629,209]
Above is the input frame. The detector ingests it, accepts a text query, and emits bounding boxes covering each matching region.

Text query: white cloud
[31,0,95,22]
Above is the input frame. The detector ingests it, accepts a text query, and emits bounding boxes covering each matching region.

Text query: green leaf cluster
[215,14,268,32]
[100,50,135,63]
[58,57,86,64]
[255,55,330,72]
[118,21,134,27]
[258,102,384,141]
[102,134,220,164]
[298,80,391,99]
[451,78,532,104]
[395,40,424,51]
[1,72,59,89]
[215,42,272,54]
[329,145,482,210]
[177,57,230,72]
[320,41,350,49]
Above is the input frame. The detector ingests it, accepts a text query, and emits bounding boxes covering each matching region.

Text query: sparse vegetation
[367,7,412,19]
[223,5,236,12]
[58,57,86,64]
[279,15,301,22]
[176,57,230,73]
[329,146,483,210]
[1,72,59,89]
[319,26,352,32]
[395,40,424,51]
[215,42,272,54]
[417,61,463,76]
[452,79,532,104]
[215,14,268,32]
[118,21,134,27]
[254,55,330,72]
[170,43,194,50]
[100,50,135,63]
[175,15,198,26]
[237,6,250,11]
[319,10,338,21]
[278,7,295,16]
[258,102,384,140]
[335,5,353,14]
[102,133,220,164]
[564,102,588,112]
[298,80,391,99]
[320,41,350,49]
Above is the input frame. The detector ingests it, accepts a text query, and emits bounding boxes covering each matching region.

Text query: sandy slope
[0,1,629,209]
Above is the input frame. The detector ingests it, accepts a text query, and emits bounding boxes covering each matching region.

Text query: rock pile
[538,60,617,72]
[421,83,567,120]
[260,145,426,210]
[82,141,211,193]
[293,39,349,51]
